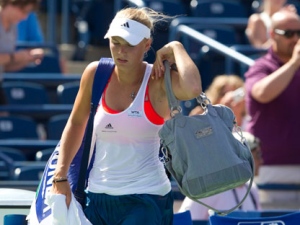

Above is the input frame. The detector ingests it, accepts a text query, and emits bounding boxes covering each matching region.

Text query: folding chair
[35,148,54,161]
[190,0,248,18]
[0,116,39,139]
[209,211,300,225]
[189,25,240,89]
[47,114,69,140]
[14,43,62,73]
[180,98,198,116]
[0,152,14,180]
[0,147,27,161]
[3,214,27,225]
[56,81,80,104]
[2,81,49,104]
[173,211,193,225]
[13,164,46,181]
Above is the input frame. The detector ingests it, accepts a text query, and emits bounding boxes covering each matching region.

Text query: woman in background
[189,74,246,128]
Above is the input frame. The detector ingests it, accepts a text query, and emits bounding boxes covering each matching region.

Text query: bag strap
[163,61,182,117]
[75,58,115,203]
[195,94,255,215]
[163,60,255,216]
[193,177,254,216]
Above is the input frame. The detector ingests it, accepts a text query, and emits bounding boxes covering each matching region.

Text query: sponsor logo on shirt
[105,123,113,129]
[128,110,142,117]
[102,123,116,133]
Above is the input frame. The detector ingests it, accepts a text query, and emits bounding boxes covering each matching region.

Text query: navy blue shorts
[84,191,174,225]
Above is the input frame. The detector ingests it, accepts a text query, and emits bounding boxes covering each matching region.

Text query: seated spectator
[189,74,246,127]
[0,0,43,109]
[245,9,300,207]
[16,11,67,73]
[178,132,263,221]
[246,0,297,48]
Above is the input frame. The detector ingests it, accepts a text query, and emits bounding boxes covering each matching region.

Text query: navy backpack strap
[91,58,115,106]
[74,58,114,206]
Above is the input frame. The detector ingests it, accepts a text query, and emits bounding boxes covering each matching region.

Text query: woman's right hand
[51,181,72,207]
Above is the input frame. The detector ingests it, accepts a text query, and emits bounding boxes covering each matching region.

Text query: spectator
[244,9,300,206]
[178,131,263,221]
[17,12,44,43]
[189,74,246,127]
[16,11,67,73]
[246,0,297,48]
[0,0,43,106]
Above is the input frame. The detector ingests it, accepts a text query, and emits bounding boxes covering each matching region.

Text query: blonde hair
[114,7,173,35]
[205,75,244,104]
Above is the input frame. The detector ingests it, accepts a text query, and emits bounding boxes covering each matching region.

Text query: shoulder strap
[91,58,115,106]
[163,60,181,115]
[75,58,114,205]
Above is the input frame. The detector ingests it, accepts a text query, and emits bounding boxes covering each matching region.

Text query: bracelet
[9,53,15,63]
[52,176,68,183]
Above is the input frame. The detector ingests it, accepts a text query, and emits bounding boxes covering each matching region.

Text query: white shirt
[88,63,170,196]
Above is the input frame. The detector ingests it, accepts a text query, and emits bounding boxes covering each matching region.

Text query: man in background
[244,9,300,208]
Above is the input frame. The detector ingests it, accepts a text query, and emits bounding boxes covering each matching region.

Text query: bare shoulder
[70,61,103,121]
[81,61,99,82]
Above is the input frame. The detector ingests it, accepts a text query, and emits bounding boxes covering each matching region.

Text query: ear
[145,38,152,52]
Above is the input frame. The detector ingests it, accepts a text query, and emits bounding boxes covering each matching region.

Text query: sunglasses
[274,29,300,39]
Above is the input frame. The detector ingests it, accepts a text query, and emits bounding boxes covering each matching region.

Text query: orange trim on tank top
[101,85,164,125]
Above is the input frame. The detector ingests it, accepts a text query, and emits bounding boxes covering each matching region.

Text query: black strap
[232,184,258,210]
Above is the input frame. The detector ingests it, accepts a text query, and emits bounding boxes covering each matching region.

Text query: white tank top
[88,63,171,196]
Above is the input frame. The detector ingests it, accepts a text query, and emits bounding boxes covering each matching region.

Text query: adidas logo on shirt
[120,22,129,28]
[105,123,113,129]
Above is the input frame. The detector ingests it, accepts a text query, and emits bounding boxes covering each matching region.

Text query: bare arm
[251,40,300,103]
[51,61,98,205]
[246,14,270,48]
[152,41,202,100]
[3,49,44,71]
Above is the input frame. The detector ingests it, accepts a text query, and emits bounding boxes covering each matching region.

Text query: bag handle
[163,60,255,216]
[193,176,255,216]
[163,61,182,117]
[74,58,115,206]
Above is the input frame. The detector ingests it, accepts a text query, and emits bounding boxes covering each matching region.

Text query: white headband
[104,18,151,46]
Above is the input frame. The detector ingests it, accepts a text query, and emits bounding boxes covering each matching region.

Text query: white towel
[28,193,92,225]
